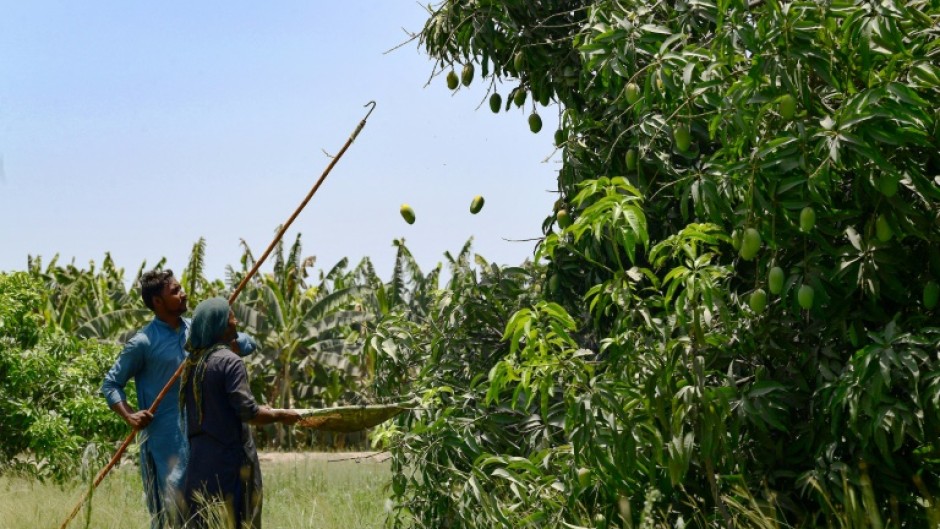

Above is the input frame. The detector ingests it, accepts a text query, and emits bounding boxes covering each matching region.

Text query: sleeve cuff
[234,333,258,357]
[101,387,127,408]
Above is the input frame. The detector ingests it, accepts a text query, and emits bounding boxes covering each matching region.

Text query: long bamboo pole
[59,101,377,529]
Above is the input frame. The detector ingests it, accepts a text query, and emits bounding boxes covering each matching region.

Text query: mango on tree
[489,93,502,113]
[925,281,939,309]
[879,174,899,197]
[461,63,474,86]
[576,467,591,488]
[768,266,785,294]
[446,70,459,90]
[798,284,815,309]
[739,228,761,261]
[557,208,572,229]
[749,288,767,314]
[779,94,796,120]
[876,214,892,242]
[528,113,542,133]
[800,207,815,233]
[673,124,691,152]
[626,82,640,104]
[537,88,550,107]
[625,149,637,171]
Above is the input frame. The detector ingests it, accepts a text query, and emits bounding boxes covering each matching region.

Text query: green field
[0,455,390,529]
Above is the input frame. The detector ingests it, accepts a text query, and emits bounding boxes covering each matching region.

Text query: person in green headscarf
[175,297,299,529]
[102,270,259,529]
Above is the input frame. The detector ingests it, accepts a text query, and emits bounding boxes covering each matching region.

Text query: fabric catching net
[294,403,407,432]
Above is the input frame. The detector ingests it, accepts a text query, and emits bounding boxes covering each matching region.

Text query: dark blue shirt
[183,348,260,445]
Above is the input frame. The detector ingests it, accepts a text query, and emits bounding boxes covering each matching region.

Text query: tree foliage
[0,272,127,482]
[377,0,940,527]
[1,234,389,479]
[368,245,546,528]
[233,233,376,448]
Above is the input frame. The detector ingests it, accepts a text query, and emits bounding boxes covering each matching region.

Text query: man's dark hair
[140,269,175,310]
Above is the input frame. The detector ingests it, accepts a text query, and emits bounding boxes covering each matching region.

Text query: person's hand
[279,409,302,426]
[126,410,154,430]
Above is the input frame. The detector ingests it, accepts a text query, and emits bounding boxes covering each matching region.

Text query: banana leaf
[294,403,406,432]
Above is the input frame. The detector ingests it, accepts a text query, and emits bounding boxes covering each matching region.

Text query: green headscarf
[188,297,230,350]
[180,297,231,424]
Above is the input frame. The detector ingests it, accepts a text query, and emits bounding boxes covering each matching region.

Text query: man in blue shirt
[100,269,258,529]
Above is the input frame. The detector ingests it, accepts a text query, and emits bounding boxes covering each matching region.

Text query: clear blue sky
[0,2,560,282]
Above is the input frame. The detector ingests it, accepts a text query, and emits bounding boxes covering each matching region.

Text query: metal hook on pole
[59,101,378,529]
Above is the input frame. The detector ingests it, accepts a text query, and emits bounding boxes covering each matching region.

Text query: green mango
[673,125,691,152]
[750,288,768,314]
[625,149,637,171]
[924,281,939,309]
[739,228,761,260]
[626,82,640,104]
[879,174,899,197]
[557,209,572,229]
[489,93,502,113]
[470,195,485,214]
[800,206,815,233]
[876,214,892,242]
[731,229,742,251]
[399,204,416,225]
[779,94,796,120]
[528,113,542,133]
[798,284,814,309]
[768,266,785,294]
[461,63,474,86]
[577,467,591,487]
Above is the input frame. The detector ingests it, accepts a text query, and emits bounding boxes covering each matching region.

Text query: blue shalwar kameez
[101,317,256,529]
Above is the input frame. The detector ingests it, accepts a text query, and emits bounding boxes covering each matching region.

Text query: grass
[0,455,390,529]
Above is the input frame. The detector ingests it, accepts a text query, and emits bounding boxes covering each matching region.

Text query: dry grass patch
[0,454,390,529]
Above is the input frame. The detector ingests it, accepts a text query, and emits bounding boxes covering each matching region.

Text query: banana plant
[27,253,150,340]
[232,234,374,447]
[371,238,441,320]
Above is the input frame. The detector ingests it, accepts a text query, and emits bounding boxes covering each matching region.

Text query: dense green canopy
[372,0,940,527]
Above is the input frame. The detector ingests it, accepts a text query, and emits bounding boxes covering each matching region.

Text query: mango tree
[379,0,940,527]
[0,272,128,482]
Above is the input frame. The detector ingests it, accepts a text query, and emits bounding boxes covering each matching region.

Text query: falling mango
[470,195,485,214]
[400,204,416,225]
